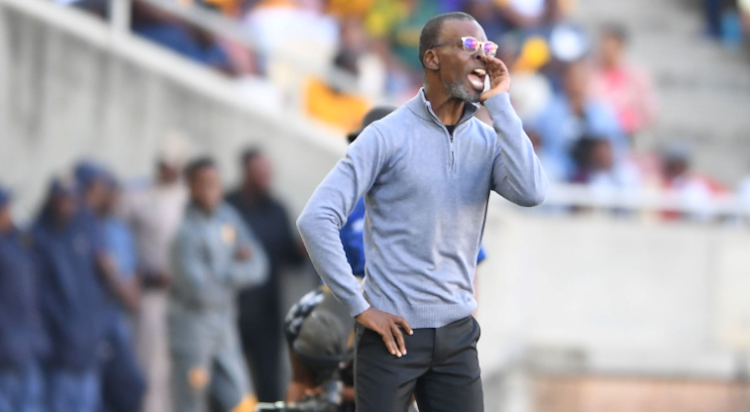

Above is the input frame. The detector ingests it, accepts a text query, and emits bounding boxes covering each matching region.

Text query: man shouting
[297,12,548,412]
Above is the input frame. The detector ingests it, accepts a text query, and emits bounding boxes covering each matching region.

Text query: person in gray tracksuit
[168,157,269,412]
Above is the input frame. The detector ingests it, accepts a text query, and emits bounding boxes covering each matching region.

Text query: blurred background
[0,0,750,411]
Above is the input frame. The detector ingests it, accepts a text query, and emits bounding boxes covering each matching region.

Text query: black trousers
[354,316,483,412]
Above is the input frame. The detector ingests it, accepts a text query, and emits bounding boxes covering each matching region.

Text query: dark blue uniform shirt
[33,210,107,372]
[0,229,47,370]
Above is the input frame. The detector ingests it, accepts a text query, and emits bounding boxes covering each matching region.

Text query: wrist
[481,91,513,115]
[355,307,372,320]
[349,294,371,318]
[480,87,509,102]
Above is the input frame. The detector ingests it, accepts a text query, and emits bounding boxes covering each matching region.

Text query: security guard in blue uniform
[74,163,146,412]
[33,177,109,412]
[0,186,47,412]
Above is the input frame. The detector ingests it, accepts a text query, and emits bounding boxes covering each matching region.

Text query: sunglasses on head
[431,36,499,57]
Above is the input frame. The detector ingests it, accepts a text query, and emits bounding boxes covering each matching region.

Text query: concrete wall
[0,2,346,221]
[477,203,750,379]
[533,376,750,412]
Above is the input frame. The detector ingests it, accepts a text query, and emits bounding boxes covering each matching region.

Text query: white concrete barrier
[478,204,750,379]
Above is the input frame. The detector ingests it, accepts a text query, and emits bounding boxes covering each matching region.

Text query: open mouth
[467,68,486,92]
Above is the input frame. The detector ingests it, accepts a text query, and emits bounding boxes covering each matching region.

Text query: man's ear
[424,50,439,71]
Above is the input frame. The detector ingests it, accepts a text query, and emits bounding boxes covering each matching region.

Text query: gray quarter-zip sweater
[297,90,548,329]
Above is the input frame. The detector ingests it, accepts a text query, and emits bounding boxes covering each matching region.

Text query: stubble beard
[444,77,481,103]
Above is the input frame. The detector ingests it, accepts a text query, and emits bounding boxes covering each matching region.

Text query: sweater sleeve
[225,208,270,289]
[484,92,549,207]
[296,126,388,317]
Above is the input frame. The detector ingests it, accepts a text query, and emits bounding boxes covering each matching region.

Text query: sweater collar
[405,88,479,128]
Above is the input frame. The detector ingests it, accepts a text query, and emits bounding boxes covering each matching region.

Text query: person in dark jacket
[226,149,307,403]
[0,186,47,412]
[32,177,110,412]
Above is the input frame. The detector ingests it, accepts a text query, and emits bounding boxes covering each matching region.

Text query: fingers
[381,330,401,357]
[385,316,411,357]
[379,320,410,357]
[395,316,413,335]
[362,309,413,358]
[495,58,509,75]
[480,55,507,72]
[391,323,407,356]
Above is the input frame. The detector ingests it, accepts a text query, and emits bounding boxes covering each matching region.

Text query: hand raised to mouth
[479,55,511,102]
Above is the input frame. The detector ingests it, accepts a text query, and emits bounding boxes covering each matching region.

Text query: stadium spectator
[389,0,442,70]
[463,0,507,43]
[592,24,657,137]
[338,17,388,100]
[226,149,307,403]
[534,59,626,180]
[507,37,554,121]
[525,129,561,185]
[132,3,234,74]
[188,1,259,76]
[362,0,413,41]
[243,0,339,77]
[570,135,640,197]
[660,144,724,221]
[0,186,47,412]
[298,12,382,131]
[122,135,190,412]
[169,157,268,412]
[497,0,563,31]
[304,24,372,132]
[32,177,108,412]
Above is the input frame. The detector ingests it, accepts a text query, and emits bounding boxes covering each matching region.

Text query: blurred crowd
[52,0,750,218]
[0,141,309,412]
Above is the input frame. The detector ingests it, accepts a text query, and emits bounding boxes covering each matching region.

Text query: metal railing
[496,183,750,219]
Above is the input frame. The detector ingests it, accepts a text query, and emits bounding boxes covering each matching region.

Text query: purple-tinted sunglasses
[431,36,498,57]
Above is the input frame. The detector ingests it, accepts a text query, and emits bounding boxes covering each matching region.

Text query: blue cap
[74,160,108,189]
[0,186,10,209]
